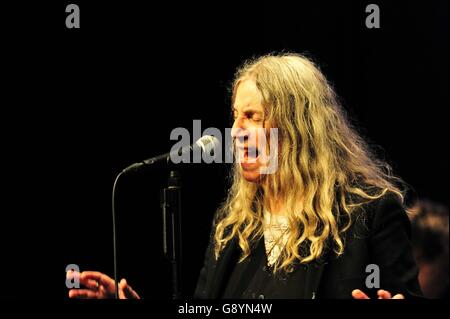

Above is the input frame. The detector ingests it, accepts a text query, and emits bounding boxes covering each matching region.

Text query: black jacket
[194,194,422,299]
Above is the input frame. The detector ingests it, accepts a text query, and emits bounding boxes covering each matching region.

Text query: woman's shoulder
[350,192,409,236]
[358,192,404,214]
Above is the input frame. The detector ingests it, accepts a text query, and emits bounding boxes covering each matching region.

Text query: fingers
[67,270,97,289]
[80,271,113,285]
[66,270,116,298]
[66,271,139,299]
[118,279,141,299]
[80,271,116,291]
[118,279,130,299]
[352,289,370,299]
[66,270,102,287]
[83,279,100,290]
[378,290,404,299]
[123,280,141,299]
[377,289,392,299]
[352,288,405,299]
[125,286,141,299]
[118,279,126,299]
[68,289,99,299]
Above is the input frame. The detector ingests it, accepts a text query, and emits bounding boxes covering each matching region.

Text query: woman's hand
[352,289,404,299]
[67,270,140,299]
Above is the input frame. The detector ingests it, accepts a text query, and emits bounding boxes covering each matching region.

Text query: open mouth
[236,146,259,163]
[245,147,259,159]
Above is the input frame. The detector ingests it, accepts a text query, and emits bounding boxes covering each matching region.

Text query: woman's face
[231,79,273,183]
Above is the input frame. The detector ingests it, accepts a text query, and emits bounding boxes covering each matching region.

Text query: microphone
[122,135,220,174]
[112,135,219,298]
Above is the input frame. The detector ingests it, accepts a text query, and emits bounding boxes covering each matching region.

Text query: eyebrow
[232,106,263,114]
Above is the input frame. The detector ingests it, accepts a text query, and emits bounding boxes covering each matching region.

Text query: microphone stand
[160,170,182,299]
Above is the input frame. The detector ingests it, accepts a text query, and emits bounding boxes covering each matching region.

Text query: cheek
[246,127,267,147]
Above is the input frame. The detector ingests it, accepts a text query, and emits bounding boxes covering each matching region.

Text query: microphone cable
[111,171,123,299]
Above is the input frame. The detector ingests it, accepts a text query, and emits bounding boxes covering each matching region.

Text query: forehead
[233,79,263,111]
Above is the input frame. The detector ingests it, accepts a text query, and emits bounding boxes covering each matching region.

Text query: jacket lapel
[303,261,326,299]
[302,236,333,299]
[207,237,240,298]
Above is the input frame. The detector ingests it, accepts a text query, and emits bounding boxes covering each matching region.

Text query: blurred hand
[67,270,140,299]
[352,289,404,299]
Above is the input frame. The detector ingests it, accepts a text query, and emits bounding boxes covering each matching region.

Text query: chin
[241,170,262,183]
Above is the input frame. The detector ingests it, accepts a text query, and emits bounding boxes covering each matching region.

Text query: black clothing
[194,194,422,299]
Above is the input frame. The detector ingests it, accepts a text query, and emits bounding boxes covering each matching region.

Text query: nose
[231,117,249,140]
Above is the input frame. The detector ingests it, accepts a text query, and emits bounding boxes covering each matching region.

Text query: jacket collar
[207,237,329,299]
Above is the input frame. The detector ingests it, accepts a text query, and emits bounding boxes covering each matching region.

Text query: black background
[0,0,448,300]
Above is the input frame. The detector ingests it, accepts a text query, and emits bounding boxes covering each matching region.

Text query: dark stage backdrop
[0,0,447,299]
